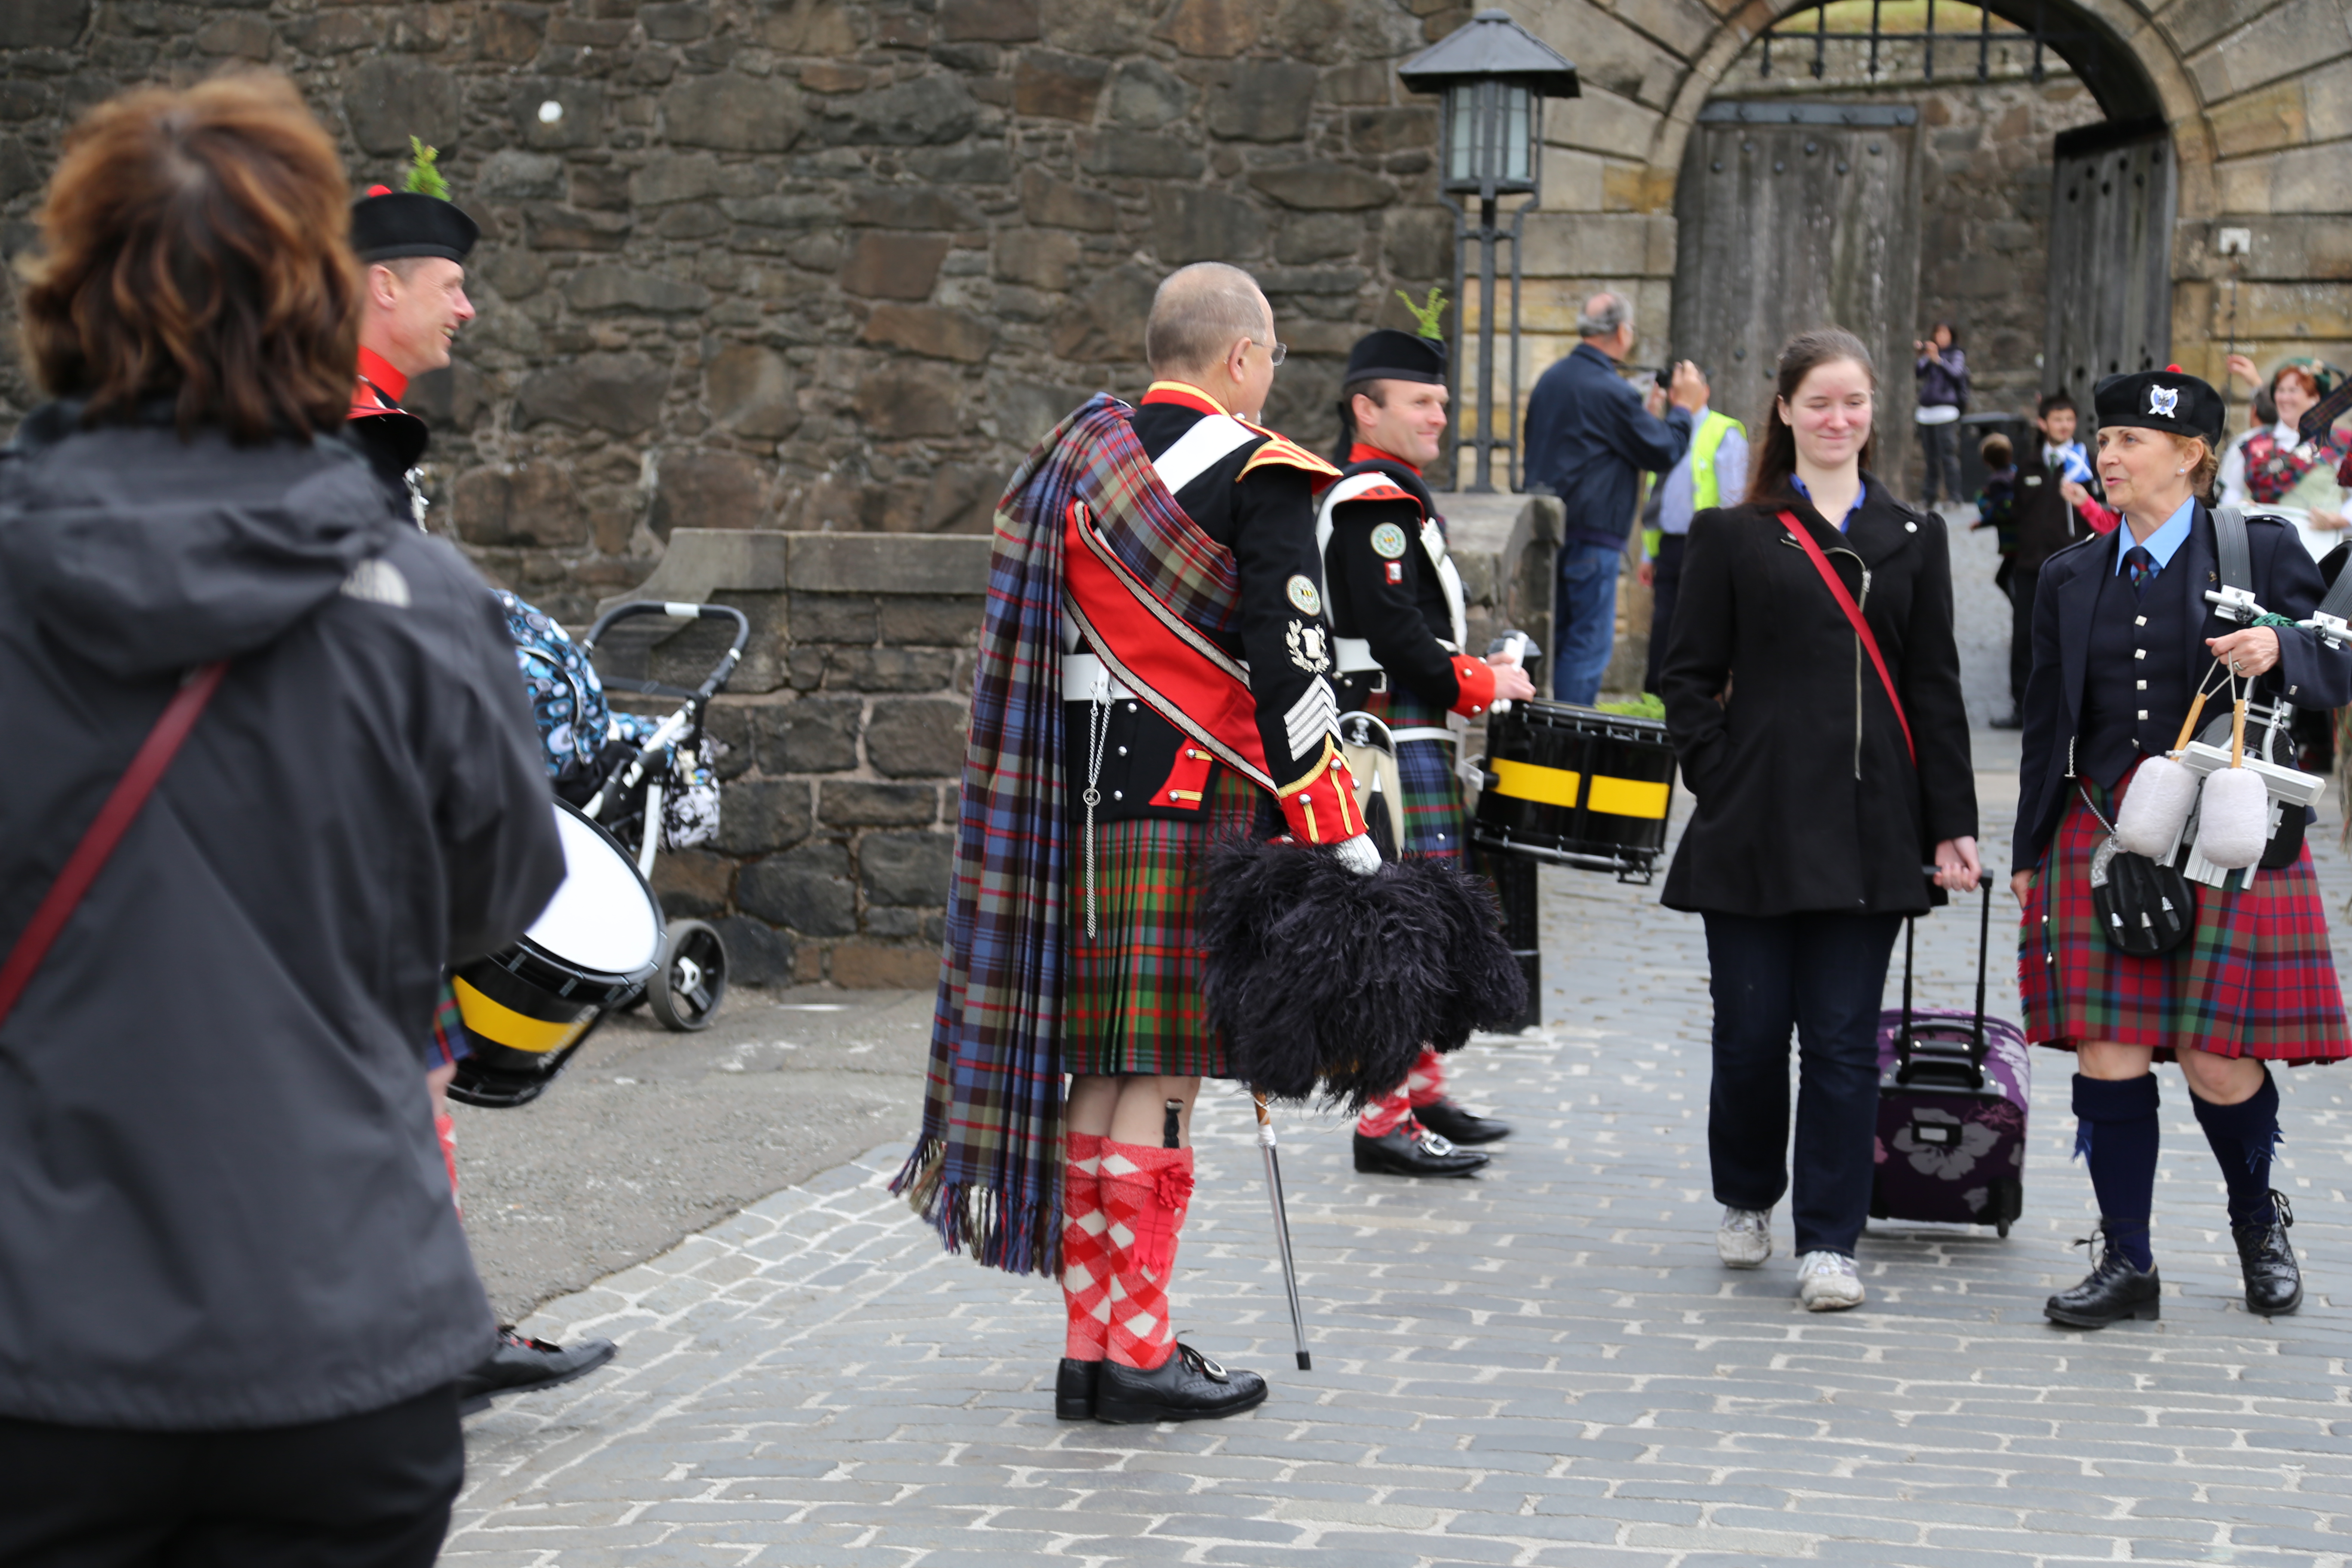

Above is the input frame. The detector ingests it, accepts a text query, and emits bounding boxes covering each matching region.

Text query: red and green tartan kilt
[1364,686,1467,861]
[2020,776,2352,1063]
[1066,764,1267,1078]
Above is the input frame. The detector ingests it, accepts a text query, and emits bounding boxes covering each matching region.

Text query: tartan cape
[891,392,1250,1276]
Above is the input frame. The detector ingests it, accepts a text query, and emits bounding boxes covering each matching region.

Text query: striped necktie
[2124,545,2156,600]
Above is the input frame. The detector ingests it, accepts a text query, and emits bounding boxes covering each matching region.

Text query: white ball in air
[539,100,564,124]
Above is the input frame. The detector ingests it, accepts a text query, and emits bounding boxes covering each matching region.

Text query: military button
[2135,649,2147,659]
[2138,709,2148,720]
[2135,616,2147,626]
[1112,790,1123,800]
[2136,680,2146,690]
[1126,701,1137,713]
[1905,520,1917,533]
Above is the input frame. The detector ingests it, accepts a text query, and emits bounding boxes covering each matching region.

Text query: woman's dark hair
[1746,328,1879,504]
[1930,322,1958,346]
[19,71,360,442]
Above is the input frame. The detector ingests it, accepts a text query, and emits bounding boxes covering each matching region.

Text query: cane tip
[1296,1351,1312,1371]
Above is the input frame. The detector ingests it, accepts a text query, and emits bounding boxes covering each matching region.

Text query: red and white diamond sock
[1099,1139,1195,1370]
[1356,1046,1445,1138]
[1403,1046,1446,1109]
[436,1112,461,1216]
[1060,1132,1111,1361]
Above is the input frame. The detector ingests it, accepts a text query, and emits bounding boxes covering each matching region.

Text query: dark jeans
[2007,564,2040,709]
[1917,417,1963,507]
[1642,531,1687,697]
[1703,910,1902,1257]
[1553,540,1624,705]
[0,1385,462,1568]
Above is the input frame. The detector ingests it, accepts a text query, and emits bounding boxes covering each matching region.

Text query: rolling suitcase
[1868,883,2031,1237]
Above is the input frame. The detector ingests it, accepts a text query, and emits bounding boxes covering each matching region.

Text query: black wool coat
[1658,483,1978,917]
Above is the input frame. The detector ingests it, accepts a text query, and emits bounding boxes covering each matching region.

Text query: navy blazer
[1522,342,1693,551]
[2013,502,2352,873]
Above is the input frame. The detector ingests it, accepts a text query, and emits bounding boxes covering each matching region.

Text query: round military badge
[1370,522,1410,560]
[1286,574,1322,616]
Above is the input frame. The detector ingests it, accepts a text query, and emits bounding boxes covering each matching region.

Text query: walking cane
[1251,1088,1311,1370]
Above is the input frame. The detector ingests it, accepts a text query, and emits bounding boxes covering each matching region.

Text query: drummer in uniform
[345,151,617,1410]
[1319,327,1536,1177]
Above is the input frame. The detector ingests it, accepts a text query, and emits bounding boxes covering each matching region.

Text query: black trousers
[1917,419,1963,506]
[1703,910,1902,1257]
[2007,564,2039,709]
[1641,531,1686,698]
[0,1385,462,1568]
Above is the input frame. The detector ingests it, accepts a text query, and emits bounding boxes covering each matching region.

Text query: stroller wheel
[649,919,728,1032]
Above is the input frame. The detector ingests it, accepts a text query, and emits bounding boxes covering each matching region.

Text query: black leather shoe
[1055,1357,1100,1419]
[2044,1230,2161,1329]
[1354,1121,1489,1177]
[1095,1343,1267,1424]
[1413,1098,1512,1145]
[2233,1191,2302,1315]
[454,1329,619,1415]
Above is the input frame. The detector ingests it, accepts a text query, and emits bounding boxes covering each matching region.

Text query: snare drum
[448,799,665,1109]
[1471,700,1678,880]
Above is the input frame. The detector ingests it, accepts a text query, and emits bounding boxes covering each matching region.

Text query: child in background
[1973,432,2018,556]
[2037,392,2119,534]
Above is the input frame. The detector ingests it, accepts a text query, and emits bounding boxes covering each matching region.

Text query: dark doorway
[2044,116,2175,417]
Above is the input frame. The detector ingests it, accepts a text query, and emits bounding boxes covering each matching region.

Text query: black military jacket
[1320,447,1476,714]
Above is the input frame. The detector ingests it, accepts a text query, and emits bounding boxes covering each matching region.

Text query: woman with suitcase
[2013,368,2352,1327]
[1660,328,1981,1312]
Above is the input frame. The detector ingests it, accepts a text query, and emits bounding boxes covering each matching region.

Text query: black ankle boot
[2044,1225,2161,1328]
[1055,1357,1100,1419]
[1412,1098,1512,1145]
[2233,1191,2302,1316]
[1095,1343,1267,1424]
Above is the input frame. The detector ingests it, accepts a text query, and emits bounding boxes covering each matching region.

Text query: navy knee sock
[2072,1073,2159,1271]
[2190,1069,2282,1230]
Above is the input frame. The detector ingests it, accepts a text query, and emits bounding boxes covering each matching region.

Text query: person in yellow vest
[1640,365,1747,697]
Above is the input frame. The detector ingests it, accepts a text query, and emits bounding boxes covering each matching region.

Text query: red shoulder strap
[0,662,228,1029]
[1777,511,1915,767]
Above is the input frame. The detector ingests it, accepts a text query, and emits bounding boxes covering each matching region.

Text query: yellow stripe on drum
[452,976,595,1055]
[1586,775,1671,820]
[1488,757,1582,807]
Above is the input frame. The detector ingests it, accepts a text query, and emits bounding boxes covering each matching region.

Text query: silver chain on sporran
[1081,686,1112,937]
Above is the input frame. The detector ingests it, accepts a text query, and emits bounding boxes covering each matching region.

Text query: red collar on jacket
[1348,441,1418,474]
[1140,381,1228,417]
[355,346,408,405]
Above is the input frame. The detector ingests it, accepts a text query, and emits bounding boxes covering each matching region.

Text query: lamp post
[1399,10,1578,493]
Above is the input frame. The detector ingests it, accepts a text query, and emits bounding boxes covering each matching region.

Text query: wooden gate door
[2044,117,2174,417]
[1670,101,1923,448]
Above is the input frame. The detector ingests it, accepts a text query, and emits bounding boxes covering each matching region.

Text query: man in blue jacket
[1522,292,1706,704]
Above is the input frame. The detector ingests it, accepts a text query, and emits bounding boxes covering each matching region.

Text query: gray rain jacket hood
[0,404,564,1430]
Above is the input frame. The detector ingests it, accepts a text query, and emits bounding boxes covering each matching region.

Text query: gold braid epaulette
[1236,425,1343,487]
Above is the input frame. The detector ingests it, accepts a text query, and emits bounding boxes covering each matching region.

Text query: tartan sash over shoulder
[892,393,1248,1275]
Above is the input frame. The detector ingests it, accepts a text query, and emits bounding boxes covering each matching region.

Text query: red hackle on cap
[367,184,392,197]
[2167,363,2182,373]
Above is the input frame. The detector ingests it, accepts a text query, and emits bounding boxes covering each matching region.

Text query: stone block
[860,304,995,363]
[894,467,994,534]
[1014,49,1110,120]
[452,462,589,548]
[788,590,878,644]
[706,343,800,439]
[1345,107,1436,154]
[650,847,735,916]
[1154,0,1256,55]
[1019,169,1119,233]
[510,81,607,151]
[1150,186,1266,264]
[0,138,39,205]
[996,378,1102,447]
[642,1,712,40]
[852,365,962,438]
[1077,129,1204,180]
[524,204,634,251]
[1546,86,1660,164]
[992,229,1085,291]
[865,699,968,777]
[827,647,958,692]
[736,840,857,935]
[635,153,775,207]
[787,533,990,593]
[710,914,793,987]
[1108,59,1192,128]
[0,0,89,48]
[941,0,1039,39]
[711,776,814,854]
[702,702,756,780]
[479,248,549,300]
[477,2,547,63]
[513,353,668,435]
[478,150,565,200]
[1249,161,1396,211]
[663,73,804,152]
[756,697,862,773]
[345,58,462,157]
[565,265,714,314]
[754,0,858,52]
[1520,213,1652,278]
[845,187,982,229]
[907,143,1017,183]
[1383,205,1452,280]
[653,450,770,536]
[863,906,927,937]
[877,596,985,646]
[821,782,939,826]
[841,233,949,300]
[721,194,838,232]
[859,830,956,903]
[811,77,980,146]
[194,14,270,56]
[1207,59,1319,141]
[828,943,940,988]
[1050,265,1157,361]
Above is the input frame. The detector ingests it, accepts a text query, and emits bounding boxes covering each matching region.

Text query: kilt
[1065,763,1267,1078]
[1366,686,1466,861]
[2020,775,2352,1063]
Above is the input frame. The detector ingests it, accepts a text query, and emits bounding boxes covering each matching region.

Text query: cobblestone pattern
[450,710,2352,1564]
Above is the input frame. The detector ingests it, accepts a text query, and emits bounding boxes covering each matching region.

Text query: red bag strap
[1777,511,1915,766]
[0,662,228,1030]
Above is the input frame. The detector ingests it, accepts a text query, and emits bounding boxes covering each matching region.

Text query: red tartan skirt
[2020,778,2352,1063]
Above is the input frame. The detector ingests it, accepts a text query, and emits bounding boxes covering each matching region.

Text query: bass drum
[448,799,664,1109]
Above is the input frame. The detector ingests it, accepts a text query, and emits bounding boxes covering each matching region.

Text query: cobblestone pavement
[450,691,2352,1565]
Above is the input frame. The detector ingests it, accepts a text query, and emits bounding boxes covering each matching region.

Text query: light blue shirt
[1790,472,1868,532]
[2113,496,2195,575]
[1657,406,1749,537]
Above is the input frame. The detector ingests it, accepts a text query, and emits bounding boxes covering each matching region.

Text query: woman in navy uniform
[2014,367,2352,1327]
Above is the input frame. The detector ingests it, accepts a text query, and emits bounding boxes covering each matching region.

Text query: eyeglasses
[1246,338,1287,366]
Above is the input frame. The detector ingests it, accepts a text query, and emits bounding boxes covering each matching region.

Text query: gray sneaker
[1796,1250,1865,1311]
[1716,1205,1773,1268]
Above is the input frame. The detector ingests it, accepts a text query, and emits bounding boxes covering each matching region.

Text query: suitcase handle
[1896,881,1992,1089]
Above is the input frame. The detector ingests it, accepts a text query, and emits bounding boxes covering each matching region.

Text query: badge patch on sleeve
[1370,522,1410,559]
[1384,560,1403,584]
[1286,575,1322,616]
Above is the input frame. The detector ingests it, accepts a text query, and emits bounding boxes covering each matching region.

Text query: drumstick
[2169,688,2212,757]
[2231,695,2248,770]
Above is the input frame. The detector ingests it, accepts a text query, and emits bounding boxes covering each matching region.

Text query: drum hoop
[524,797,667,989]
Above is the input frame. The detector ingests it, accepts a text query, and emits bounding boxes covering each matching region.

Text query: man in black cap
[1318,325,1536,1177]
[347,162,479,524]
[348,152,618,1414]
